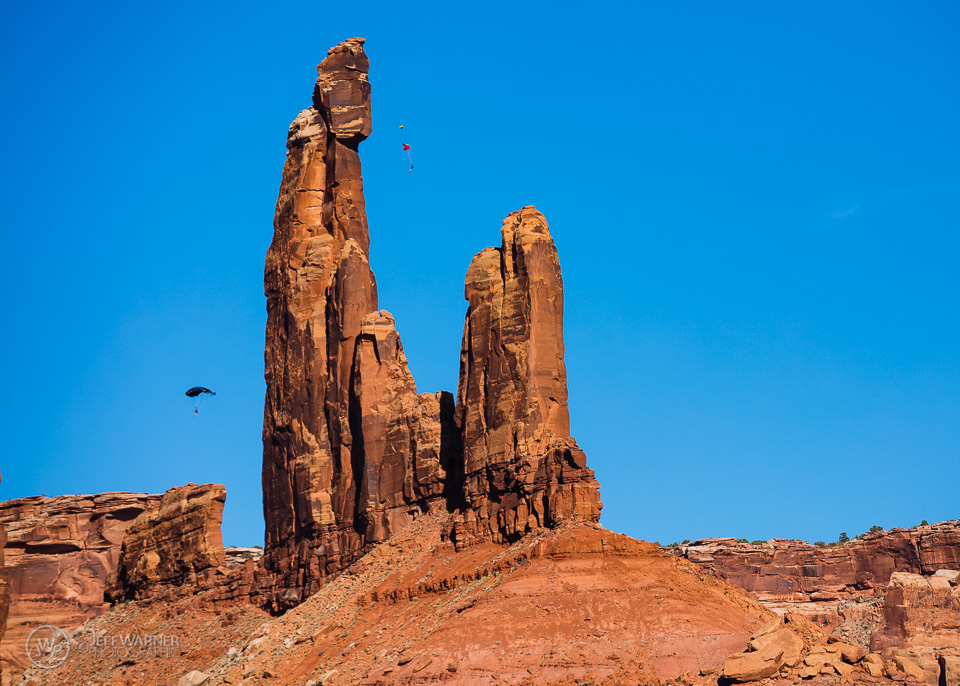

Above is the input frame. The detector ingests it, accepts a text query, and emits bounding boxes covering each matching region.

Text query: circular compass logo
[25,625,71,669]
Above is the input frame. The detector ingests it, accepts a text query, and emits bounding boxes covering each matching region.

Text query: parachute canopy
[399,124,413,171]
[185,386,215,398]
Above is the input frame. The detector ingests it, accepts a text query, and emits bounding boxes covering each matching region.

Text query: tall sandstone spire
[261,38,455,607]
[453,207,602,547]
[262,39,600,609]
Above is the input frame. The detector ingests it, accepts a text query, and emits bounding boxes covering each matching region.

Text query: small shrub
[814,540,827,548]
[920,520,929,526]
[737,538,749,544]
[681,539,690,545]
[869,525,883,533]
[838,532,850,543]
[751,540,765,546]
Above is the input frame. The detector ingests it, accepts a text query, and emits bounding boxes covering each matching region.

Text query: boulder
[177,671,211,686]
[861,653,885,677]
[747,620,803,668]
[827,637,866,664]
[890,654,925,680]
[934,569,959,586]
[723,641,785,682]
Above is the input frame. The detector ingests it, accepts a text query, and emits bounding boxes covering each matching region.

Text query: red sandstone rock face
[453,207,602,548]
[0,491,162,681]
[870,571,960,681]
[671,522,960,682]
[261,38,456,608]
[0,475,8,686]
[106,483,227,602]
[262,41,603,608]
[672,520,960,604]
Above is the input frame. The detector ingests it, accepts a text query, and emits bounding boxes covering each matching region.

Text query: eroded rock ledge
[106,483,226,602]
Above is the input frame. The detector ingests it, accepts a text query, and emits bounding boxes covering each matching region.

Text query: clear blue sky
[2,2,958,547]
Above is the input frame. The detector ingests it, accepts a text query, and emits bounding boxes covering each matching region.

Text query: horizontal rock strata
[670,519,960,595]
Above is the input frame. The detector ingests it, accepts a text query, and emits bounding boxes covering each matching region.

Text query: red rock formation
[671,520,960,605]
[0,492,161,680]
[870,571,960,681]
[20,512,775,686]
[262,41,602,605]
[0,474,8,686]
[106,483,226,602]
[261,37,457,607]
[453,207,602,548]
[671,521,960,679]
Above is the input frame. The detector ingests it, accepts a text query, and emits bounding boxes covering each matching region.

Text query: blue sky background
[2,1,958,546]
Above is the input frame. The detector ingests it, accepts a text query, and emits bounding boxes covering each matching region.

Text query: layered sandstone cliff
[671,520,960,604]
[0,492,162,680]
[106,483,227,602]
[453,208,602,547]
[261,37,459,607]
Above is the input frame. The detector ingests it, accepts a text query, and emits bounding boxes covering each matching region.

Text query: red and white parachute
[399,125,413,171]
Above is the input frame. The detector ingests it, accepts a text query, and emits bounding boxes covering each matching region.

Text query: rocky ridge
[668,521,960,629]
[671,521,960,603]
[670,522,960,684]
[19,511,774,686]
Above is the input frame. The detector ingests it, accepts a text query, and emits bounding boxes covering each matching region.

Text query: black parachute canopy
[185,386,215,398]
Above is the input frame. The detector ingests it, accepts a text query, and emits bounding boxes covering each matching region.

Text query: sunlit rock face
[106,483,227,602]
[453,207,602,548]
[260,38,457,608]
[260,40,602,611]
[0,491,162,680]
